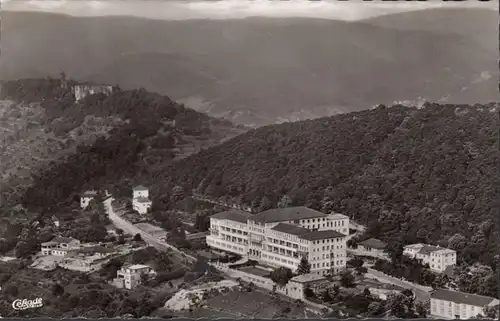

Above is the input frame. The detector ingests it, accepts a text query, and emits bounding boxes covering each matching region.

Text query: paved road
[103,197,196,263]
[366,268,431,302]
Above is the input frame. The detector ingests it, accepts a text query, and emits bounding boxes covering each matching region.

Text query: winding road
[366,268,432,302]
[103,196,196,263]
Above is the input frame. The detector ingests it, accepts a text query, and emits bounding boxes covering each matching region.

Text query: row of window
[311,260,343,269]
[262,253,296,266]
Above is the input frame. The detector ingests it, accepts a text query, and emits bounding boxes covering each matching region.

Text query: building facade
[206,207,349,275]
[430,288,499,319]
[72,84,113,101]
[113,264,156,289]
[131,186,152,214]
[403,243,456,273]
[41,237,81,256]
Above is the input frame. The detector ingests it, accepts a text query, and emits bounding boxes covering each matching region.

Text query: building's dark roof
[135,197,151,203]
[359,238,387,249]
[252,207,327,223]
[271,223,310,236]
[211,210,253,224]
[83,190,98,197]
[431,289,498,307]
[300,230,345,241]
[418,245,443,255]
[133,185,148,191]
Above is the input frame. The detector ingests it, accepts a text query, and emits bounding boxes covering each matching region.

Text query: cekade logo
[12,298,43,310]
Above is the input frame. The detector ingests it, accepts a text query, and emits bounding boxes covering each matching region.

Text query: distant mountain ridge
[1,9,498,126]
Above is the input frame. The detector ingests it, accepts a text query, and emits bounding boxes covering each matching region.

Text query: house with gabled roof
[403,243,456,273]
[132,186,152,214]
[41,237,81,256]
[430,288,499,319]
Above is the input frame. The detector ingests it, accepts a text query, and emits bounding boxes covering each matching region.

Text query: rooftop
[133,185,148,191]
[431,288,498,307]
[83,190,98,197]
[328,213,349,220]
[359,238,387,250]
[252,207,327,224]
[211,210,253,224]
[291,273,326,284]
[299,229,345,241]
[127,264,152,270]
[271,223,310,236]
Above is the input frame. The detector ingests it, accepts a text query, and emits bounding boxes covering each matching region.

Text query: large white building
[113,264,156,289]
[206,206,349,275]
[72,84,113,101]
[430,288,499,319]
[132,186,152,214]
[403,243,456,273]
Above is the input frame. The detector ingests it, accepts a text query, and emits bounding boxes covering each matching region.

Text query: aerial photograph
[0,0,498,318]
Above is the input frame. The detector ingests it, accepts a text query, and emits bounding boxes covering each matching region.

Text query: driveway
[103,197,196,263]
[365,268,431,302]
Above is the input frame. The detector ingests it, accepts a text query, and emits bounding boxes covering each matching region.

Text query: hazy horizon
[2,0,496,21]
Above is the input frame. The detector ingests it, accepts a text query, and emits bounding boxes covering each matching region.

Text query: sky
[1,0,497,21]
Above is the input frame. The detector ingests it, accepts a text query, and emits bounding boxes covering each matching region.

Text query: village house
[206,207,349,276]
[59,246,115,272]
[51,215,60,228]
[357,238,387,256]
[113,264,156,289]
[72,83,113,101]
[403,243,456,273]
[81,190,98,209]
[41,237,81,256]
[430,288,499,319]
[132,186,152,214]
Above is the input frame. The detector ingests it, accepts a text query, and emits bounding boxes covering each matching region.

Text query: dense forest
[154,103,499,267]
[3,78,499,268]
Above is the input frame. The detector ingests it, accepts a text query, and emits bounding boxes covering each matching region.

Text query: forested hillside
[153,103,497,266]
[0,78,244,253]
[6,86,499,266]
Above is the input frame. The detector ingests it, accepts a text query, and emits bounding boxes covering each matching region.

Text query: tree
[270,267,293,287]
[52,283,65,296]
[304,286,315,298]
[415,300,429,318]
[258,196,273,212]
[386,293,416,318]
[340,270,355,287]
[278,195,292,208]
[296,256,311,275]
[133,233,143,241]
[194,214,210,232]
[484,305,499,319]
[363,287,371,297]
[347,257,364,268]
[322,289,332,302]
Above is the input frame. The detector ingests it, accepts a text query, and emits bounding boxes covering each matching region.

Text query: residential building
[133,197,152,214]
[72,84,113,101]
[403,243,456,273]
[132,186,152,214]
[81,190,98,209]
[41,237,81,256]
[206,206,349,275]
[357,238,387,255]
[430,288,499,319]
[113,264,156,289]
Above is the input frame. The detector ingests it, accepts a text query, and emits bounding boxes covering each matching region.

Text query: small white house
[358,238,387,256]
[52,216,60,228]
[132,186,152,215]
[403,243,456,273]
[113,264,156,289]
[81,190,98,209]
[430,288,500,319]
[133,197,152,214]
